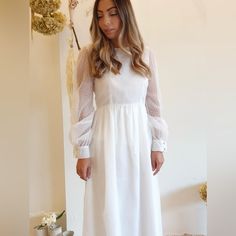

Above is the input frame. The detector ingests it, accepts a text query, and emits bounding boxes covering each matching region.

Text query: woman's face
[97,0,122,46]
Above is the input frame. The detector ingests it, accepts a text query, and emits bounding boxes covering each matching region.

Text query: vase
[62,231,74,236]
[48,225,62,236]
[35,227,48,236]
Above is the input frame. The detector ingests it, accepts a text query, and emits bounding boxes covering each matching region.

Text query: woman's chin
[105,34,115,40]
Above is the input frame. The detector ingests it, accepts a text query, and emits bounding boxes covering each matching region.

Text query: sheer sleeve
[146,48,168,152]
[69,46,95,159]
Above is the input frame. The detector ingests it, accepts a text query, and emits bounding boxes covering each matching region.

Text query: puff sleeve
[69,46,95,159]
[146,49,168,152]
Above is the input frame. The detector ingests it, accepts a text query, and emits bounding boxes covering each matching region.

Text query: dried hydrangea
[32,12,66,35]
[30,0,61,16]
[199,182,207,202]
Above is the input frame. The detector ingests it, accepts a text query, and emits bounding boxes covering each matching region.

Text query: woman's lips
[105,29,114,34]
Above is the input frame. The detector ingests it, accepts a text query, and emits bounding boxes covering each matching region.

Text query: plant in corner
[34,210,65,230]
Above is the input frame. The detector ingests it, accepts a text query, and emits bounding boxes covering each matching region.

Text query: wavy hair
[88,0,151,79]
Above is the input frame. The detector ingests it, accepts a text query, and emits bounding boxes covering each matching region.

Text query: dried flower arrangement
[199,182,207,202]
[30,0,66,35]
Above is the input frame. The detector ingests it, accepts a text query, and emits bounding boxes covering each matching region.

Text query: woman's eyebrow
[97,6,117,13]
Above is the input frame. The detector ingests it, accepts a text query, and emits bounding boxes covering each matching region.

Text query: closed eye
[110,13,118,16]
[97,7,119,19]
[109,9,118,16]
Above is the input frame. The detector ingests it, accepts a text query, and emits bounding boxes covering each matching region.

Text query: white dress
[70,45,168,236]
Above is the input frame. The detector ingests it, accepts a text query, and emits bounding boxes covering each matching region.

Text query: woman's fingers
[87,166,91,179]
[151,157,159,175]
[76,159,92,181]
[151,157,156,171]
[153,161,161,175]
[76,161,80,175]
[80,169,88,181]
[151,151,165,175]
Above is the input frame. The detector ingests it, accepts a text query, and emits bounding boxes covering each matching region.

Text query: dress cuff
[73,145,91,159]
[151,139,167,152]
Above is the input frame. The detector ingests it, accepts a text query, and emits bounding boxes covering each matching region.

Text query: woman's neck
[111,39,119,48]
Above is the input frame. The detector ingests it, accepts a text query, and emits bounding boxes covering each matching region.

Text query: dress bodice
[94,48,149,108]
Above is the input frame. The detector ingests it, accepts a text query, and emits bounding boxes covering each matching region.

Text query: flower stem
[56,210,65,220]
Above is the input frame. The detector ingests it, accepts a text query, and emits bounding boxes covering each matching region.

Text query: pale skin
[76,0,165,181]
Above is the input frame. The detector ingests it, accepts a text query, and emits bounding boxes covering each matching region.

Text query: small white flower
[34,210,65,230]
[41,212,57,227]
[50,213,57,223]
[41,216,47,225]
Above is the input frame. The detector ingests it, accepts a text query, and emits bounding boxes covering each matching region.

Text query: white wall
[0,1,29,235]
[29,31,66,235]
[59,0,208,235]
[132,1,207,234]
[205,1,236,235]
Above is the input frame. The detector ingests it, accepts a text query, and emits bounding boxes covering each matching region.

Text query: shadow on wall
[161,183,205,210]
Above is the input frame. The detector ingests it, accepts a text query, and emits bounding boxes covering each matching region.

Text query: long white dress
[70,45,168,236]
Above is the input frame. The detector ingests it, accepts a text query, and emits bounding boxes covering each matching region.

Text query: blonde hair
[89,0,151,79]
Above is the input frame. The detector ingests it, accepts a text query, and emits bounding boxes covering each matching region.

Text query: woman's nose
[103,15,111,26]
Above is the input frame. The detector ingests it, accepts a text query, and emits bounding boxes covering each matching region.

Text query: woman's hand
[76,158,92,181]
[151,151,165,175]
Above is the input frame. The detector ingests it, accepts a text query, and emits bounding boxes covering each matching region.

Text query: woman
[70,0,168,235]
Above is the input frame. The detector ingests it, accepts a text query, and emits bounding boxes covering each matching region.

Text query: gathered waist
[96,101,146,111]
